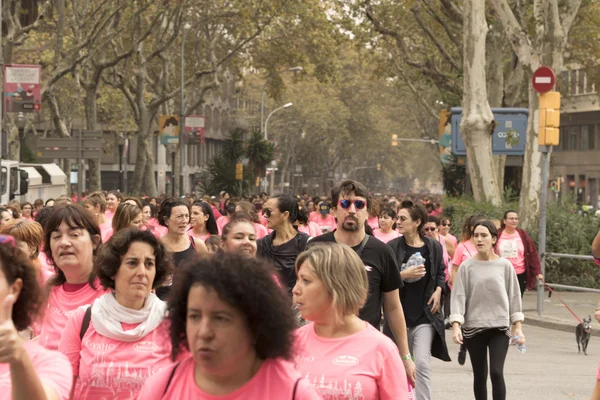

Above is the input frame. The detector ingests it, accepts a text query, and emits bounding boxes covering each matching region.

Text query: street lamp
[264,102,293,141]
[179,22,192,197]
[264,102,293,195]
[261,66,302,135]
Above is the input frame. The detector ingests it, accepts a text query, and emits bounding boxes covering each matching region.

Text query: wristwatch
[401,353,412,361]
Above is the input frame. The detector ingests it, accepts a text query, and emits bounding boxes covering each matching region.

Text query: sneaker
[458,347,467,366]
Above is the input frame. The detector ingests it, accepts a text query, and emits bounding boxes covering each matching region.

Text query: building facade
[552,68,600,206]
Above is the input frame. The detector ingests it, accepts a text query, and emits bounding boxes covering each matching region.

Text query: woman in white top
[449,219,525,400]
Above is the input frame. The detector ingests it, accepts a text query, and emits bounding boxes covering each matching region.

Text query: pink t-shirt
[59,306,175,400]
[497,231,526,274]
[104,210,115,225]
[373,229,401,244]
[446,233,458,248]
[0,341,73,400]
[136,356,321,400]
[438,235,450,280]
[294,322,409,400]
[216,216,230,234]
[38,250,53,273]
[313,215,336,234]
[38,281,109,351]
[298,222,321,237]
[452,240,477,267]
[211,206,222,220]
[187,231,210,242]
[254,223,269,239]
[100,221,113,243]
[367,216,379,230]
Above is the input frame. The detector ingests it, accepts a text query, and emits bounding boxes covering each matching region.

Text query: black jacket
[386,235,451,362]
[257,230,310,293]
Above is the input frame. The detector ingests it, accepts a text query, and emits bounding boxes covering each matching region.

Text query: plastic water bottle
[510,335,526,353]
[402,252,426,283]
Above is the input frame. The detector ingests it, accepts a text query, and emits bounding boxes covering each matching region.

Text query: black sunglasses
[424,227,437,232]
[262,208,272,218]
[338,199,367,210]
[441,222,451,227]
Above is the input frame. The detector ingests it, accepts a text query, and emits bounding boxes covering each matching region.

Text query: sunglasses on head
[424,227,437,232]
[338,199,366,210]
[262,208,272,218]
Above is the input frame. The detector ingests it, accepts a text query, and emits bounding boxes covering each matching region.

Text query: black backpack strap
[79,306,92,341]
[163,362,181,397]
[292,378,300,400]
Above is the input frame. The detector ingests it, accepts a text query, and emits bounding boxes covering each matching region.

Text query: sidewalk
[522,290,600,335]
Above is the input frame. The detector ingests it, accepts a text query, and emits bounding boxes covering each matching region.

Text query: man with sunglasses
[309,180,417,387]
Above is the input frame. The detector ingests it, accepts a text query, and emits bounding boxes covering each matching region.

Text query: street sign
[532,67,556,93]
[38,138,103,149]
[4,64,41,113]
[184,116,205,144]
[450,108,528,156]
[235,163,243,180]
[37,150,100,159]
[159,115,180,145]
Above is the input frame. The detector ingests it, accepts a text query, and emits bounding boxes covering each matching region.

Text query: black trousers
[464,329,510,400]
[517,272,526,298]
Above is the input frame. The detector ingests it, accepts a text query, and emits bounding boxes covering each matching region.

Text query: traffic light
[391,134,398,147]
[538,91,561,146]
[377,163,381,171]
[550,181,557,192]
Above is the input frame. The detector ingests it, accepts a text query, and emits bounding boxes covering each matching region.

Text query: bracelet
[401,354,412,361]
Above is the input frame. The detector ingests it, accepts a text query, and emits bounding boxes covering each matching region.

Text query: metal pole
[118,143,123,192]
[270,168,275,196]
[171,151,175,197]
[537,146,551,315]
[179,29,188,197]
[261,82,267,138]
[77,129,82,198]
[123,98,128,194]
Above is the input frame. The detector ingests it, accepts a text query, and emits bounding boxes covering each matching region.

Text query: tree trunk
[131,110,150,195]
[142,143,157,196]
[84,88,102,192]
[486,24,507,195]
[460,0,502,205]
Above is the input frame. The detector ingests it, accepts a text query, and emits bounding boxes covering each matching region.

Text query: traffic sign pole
[533,66,558,316]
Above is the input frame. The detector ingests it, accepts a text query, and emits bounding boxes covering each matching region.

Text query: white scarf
[91,292,167,342]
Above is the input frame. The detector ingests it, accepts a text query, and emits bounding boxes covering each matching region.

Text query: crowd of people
[0,182,556,400]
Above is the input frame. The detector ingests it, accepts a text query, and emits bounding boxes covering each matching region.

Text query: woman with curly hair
[0,234,73,399]
[137,253,321,399]
[59,229,174,399]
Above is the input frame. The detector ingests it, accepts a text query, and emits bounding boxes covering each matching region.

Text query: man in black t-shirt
[309,179,416,386]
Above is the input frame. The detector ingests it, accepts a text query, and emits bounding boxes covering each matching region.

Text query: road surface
[431,325,598,399]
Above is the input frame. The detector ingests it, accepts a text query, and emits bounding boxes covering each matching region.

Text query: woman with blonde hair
[112,203,143,234]
[0,220,52,285]
[293,242,410,399]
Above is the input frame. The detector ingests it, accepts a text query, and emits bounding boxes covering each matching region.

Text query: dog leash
[540,279,583,324]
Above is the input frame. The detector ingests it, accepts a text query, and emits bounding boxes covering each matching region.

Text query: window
[570,70,578,95]
[0,167,6,195]
[581,125,589,151]
[589,125,596,150]
[560,71,569,94]
[568,126,579,150]
[577,69,585,94]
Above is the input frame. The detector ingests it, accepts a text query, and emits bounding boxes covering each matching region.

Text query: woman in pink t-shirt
[0,220,53,287]
[188,201,219,242]
[373,208,401,243]
[449,215,483,286]
[105,191,123,223]
[220,214,258,257]
[112,203,144,234]
[20,202,34,221]
[83,192,113,243]
[137,253,320,399]
[37,204,109,351]
[496,210,543,297]
[59,229,175,400]
[293,242,410,399]
[0,234,73,400]
[296,208,321,237]
[439,216,457,258]
[236,201,269,239]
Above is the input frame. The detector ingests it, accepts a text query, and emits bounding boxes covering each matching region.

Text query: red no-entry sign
[532,67,556,93]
